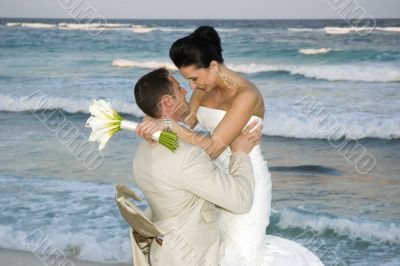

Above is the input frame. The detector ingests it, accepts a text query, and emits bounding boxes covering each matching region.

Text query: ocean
[0,18,399,265]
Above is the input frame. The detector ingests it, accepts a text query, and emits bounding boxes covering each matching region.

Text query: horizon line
[1,16,399,21]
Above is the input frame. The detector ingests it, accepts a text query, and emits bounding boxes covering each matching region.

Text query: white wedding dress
[196,106,324,266]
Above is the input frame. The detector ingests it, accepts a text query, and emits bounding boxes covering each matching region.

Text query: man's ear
[160,95,174,109]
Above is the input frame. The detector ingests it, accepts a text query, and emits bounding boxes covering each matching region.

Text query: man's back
[134,141,219,266]
[134,141,217,224]
[133,141,255,266]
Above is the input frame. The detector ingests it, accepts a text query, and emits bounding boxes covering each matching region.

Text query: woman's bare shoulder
[235,80,265,117]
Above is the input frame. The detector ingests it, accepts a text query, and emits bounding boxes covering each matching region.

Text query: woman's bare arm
[171,89,259,159]
[136,88,261,160]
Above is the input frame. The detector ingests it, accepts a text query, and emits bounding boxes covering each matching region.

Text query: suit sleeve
[181,147,255,214]
[143,207,154,221]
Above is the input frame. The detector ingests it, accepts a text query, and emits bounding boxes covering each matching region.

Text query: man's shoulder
[135,140,204,161]
[133,141,208,185]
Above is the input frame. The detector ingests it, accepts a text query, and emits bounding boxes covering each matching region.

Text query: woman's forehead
[179,65,203,78]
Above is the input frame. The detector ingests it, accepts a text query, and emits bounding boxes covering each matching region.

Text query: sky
[0,0,399,19]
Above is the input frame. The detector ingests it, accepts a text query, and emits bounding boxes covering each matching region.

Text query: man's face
[167,75,191,121]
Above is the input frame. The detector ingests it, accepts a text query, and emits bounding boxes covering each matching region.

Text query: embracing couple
[122,26,324,266]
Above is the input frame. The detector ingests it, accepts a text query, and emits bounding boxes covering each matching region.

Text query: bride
[136,26,324,266]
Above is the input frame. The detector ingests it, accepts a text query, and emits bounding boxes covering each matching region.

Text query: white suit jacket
[133,141,255,266]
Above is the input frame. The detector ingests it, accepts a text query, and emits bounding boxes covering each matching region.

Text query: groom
[133,68,260,266]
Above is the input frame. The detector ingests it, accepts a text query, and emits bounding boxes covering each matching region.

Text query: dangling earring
[218,71,237,89]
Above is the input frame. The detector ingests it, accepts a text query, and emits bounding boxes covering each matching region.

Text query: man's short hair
[134,68,173,118]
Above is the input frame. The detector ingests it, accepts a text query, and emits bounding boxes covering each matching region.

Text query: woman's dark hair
[169,26,223,69]
[134,68,173,118]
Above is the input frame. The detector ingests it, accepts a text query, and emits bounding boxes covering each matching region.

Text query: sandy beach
[0,248,130,266]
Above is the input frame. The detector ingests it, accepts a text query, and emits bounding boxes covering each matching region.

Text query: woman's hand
[135,118,166,141]
[230,120,263,154]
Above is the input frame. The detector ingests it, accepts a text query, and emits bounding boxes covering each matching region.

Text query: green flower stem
[159,131,179,152]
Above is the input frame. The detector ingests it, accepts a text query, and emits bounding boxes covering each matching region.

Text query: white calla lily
[86,99,179,152]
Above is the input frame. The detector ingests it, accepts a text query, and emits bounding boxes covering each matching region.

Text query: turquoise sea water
[0,18,399,265]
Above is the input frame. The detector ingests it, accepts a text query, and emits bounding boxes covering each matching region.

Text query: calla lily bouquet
[86,99,179,152]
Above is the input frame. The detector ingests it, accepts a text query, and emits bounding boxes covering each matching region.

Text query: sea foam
[275,208,400,244]
[3,22,238,33]
[299,48,333,55]
[1,94,399,140]
[112,59,177,70]
[0,94,144,117]
[288,26,400,34]
[229,63,400,82]
[0,175,139,264]
[112,59,400,82]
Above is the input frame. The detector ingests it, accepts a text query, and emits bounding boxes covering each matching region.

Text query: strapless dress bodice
[196,105,263,135]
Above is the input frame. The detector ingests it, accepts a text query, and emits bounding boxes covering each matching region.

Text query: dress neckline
[198,105,263,120]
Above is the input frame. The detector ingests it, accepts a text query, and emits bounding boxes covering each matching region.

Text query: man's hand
[230,120,263,154]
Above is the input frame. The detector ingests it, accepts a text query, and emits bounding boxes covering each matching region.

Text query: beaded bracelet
[163,117,171,132]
